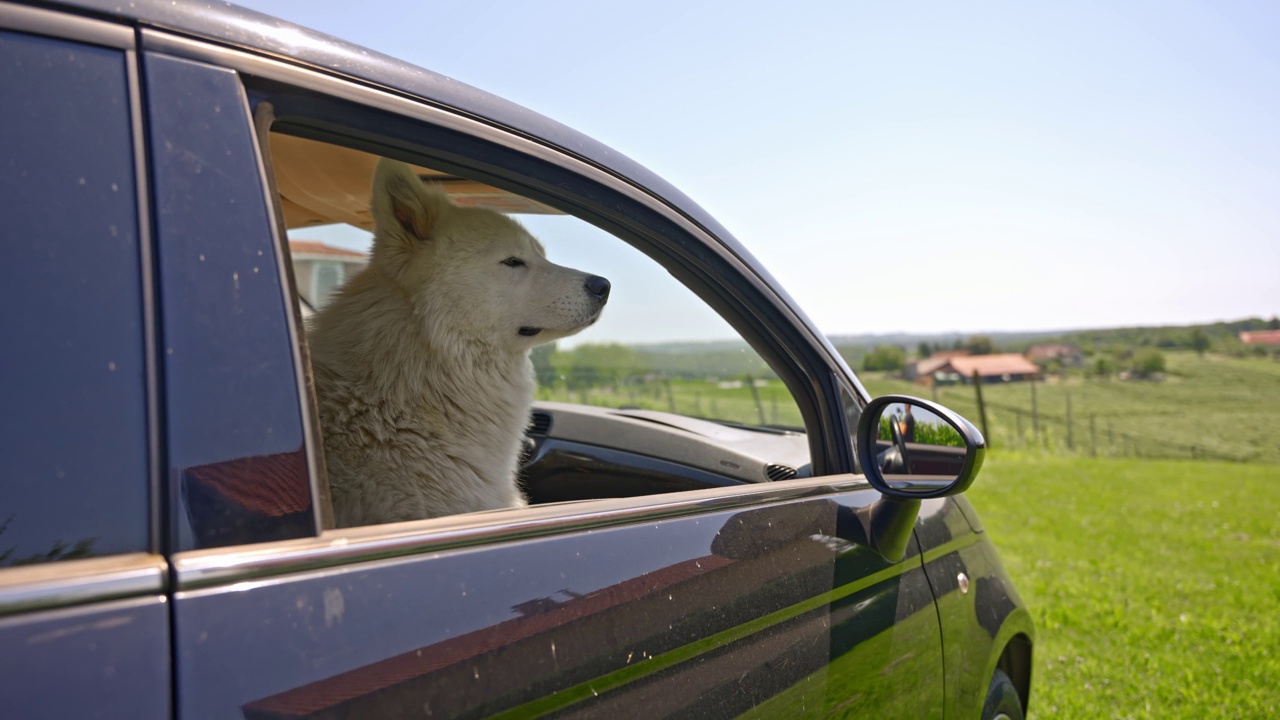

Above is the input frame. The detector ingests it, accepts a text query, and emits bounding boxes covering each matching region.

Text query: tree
[1131,348,1166,378]
[863,345,906,372]
[917,341,933,359]
[1088,355,1117,380]
[964,335,997,356]
[1189,328,1210,357]
[530,343,559,388]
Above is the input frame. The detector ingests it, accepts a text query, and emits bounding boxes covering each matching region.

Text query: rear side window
[0,31,148,565]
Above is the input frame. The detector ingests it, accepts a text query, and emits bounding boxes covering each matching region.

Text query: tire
[981,668,1024,720]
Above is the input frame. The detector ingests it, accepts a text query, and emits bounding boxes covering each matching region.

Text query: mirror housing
[856,395,986,499]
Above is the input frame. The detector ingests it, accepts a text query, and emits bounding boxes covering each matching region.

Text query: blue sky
[239,0,1279,336]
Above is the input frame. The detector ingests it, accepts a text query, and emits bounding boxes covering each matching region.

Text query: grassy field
[860,352,1280,463]
[535,376,806,429]
[968,453,1280,718]
[537,351,1280,463]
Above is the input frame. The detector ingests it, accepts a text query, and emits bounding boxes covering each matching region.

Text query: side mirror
[856,395,986,499]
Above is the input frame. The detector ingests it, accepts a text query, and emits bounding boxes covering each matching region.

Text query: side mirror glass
[856,395,986,498]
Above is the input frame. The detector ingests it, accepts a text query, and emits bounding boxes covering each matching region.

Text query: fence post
[1015,409,1023,446]
[1066,391,1074,451]
[972,371,991,447]
[665,379,677,413]
[1031,379,1040,439]
[1090,414,1097,457]
[745,375,766,426]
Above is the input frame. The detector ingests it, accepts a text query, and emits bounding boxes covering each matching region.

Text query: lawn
[967,453,1280,718]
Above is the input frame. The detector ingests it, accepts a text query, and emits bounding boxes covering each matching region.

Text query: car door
[141,24,946,719]
[0,5,169,718]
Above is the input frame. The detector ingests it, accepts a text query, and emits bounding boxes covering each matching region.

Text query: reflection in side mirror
[856,395,986,499]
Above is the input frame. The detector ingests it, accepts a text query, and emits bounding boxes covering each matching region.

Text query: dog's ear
[371,158,449,242]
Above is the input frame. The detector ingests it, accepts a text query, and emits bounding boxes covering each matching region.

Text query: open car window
[263,130,812,527]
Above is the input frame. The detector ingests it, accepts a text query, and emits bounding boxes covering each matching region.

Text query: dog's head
[369,159,609,350]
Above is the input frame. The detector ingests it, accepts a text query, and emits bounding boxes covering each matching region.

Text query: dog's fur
[308,159,608,527]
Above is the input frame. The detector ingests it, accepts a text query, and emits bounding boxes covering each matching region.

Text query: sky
[238,0,1279,338]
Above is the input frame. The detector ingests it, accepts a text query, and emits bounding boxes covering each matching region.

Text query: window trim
[173,474,872,590]
[0,1,133,50]
[0,553,167,616]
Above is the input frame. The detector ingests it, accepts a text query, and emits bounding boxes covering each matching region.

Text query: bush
[863,345,906,372]
[1130,348,1166,378]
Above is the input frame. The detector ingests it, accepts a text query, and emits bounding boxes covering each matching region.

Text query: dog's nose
[584,275,610,302]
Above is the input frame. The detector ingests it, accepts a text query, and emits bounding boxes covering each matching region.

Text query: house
[289,240,369,312]
[1239,330,1280,346]
[915,353,1042,385]
[1025,343,1085,367]
[905,350,969,382]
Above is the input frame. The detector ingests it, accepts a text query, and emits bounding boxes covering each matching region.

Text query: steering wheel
[888,415,912,474]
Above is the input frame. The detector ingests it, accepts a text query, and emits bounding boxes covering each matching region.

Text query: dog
[308,158,609,527]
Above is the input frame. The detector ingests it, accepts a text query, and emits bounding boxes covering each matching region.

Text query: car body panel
[0,596,170,719]
[174,491,944,718]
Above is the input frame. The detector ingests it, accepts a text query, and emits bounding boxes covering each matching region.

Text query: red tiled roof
[289,240,368,260]
[1239,330,1280,345]
[946,353,1042,378]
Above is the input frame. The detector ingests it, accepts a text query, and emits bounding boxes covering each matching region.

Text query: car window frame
[0,1,167,615]
[141,28,873,591]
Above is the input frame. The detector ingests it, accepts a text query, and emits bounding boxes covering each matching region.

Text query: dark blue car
[0,1,1032,717]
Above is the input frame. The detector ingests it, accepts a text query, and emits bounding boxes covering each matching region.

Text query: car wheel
[981,668,1024,720]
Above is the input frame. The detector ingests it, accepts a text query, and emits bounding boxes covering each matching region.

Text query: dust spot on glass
[77,177,85,185]
[323,587,345,628]
[198,254,206,262]
[108,361,117,372]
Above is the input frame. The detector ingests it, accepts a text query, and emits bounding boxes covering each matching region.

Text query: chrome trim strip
[241,94,329,534]
[126,46,164,555]
[0,1,133,48]
[0,554,167,616]
[174,474,871,590]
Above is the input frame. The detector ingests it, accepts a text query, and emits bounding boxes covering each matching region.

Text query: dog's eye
[501,257,526,268]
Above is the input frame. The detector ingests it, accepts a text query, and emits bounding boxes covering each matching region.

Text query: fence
[926,380,1247,462]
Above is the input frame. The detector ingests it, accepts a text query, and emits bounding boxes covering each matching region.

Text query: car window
[144,55,314,552]
[260,130,813,527]
[0,31,149,566]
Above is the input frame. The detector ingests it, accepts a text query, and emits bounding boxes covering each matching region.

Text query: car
[0,1,1034,717]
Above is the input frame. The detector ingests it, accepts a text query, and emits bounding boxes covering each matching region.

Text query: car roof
[48,0,727,240]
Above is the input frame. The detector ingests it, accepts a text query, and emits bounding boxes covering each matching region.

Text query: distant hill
[553,317,1279,382]
[829,317,1279,355]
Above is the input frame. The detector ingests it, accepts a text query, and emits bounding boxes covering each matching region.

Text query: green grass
[535,377,805,429]
[967,453,1280,718]
[860,352,1280,463]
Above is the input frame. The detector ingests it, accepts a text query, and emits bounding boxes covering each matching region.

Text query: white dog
[308,159,609,527]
